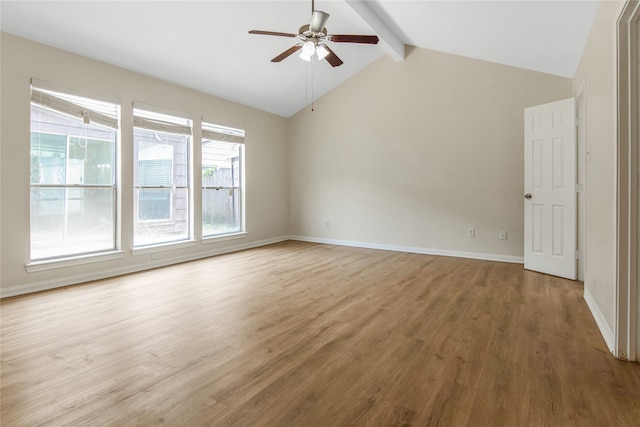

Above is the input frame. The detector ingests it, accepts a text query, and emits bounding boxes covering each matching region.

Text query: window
[134,108,191,247]
[201,122,244,238]
[30,86,119,261]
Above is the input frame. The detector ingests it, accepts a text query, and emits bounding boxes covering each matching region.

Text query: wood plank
[1,241,639,426]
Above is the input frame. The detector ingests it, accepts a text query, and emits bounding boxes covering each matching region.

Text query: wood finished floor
[1,241,639,426]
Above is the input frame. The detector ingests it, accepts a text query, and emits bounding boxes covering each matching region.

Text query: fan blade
[329,34,379,44]
[249,30,297,38]
[271,44,303,62]
[309,10,330,33]
[323,45,343,67]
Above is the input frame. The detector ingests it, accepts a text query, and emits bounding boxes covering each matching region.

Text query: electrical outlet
[468,228,475,238]
[324,220,330,228]
[499,230,507,240]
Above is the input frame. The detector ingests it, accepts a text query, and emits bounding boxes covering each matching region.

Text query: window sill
[202,232,247,245]
[131,239,197,256]
[26,250,126,273]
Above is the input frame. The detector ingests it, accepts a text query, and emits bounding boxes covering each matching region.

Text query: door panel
[524,98,576,279]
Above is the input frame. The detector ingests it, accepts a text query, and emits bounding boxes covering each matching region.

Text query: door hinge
[576,184,583,193]
[576,250,582,260]
[575,117,584,127]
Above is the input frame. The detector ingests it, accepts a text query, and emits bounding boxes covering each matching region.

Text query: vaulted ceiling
[1,1,600,117]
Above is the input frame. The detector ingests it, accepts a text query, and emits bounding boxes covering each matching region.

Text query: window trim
[201,231,247,244]
[130,239,197,255]
[26,250,126,272]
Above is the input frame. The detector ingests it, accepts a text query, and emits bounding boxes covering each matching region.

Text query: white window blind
[30,87,119,129]
[202,122,245,143]
[133,108,192,136]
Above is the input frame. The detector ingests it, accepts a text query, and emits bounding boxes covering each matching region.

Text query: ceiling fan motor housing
[299,24,328,40]
[309,10,330,33]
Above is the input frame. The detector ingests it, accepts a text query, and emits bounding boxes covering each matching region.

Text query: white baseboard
[289,235,524,264]
[583,290,615,353]
[1,236,289,298]
[2,235,524,298]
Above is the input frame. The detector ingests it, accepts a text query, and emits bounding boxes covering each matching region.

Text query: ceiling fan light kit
[316,44,330,60]
[299,41,316,61]
[248,0,379,67]
[298,41,331,62]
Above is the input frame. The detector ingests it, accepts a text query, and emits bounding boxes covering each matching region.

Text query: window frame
[29,85,120,262]
[132,106,193,248]
[201,122,246,240]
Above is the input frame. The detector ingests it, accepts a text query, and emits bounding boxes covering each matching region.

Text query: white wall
[288,46,571,261]
[0,33,290,296]
[572,1,625,351]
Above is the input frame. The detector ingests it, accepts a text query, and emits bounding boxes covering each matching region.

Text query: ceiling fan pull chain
[305,60,309,108]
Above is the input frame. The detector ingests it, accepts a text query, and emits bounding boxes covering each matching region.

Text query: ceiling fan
[248,0,379,67]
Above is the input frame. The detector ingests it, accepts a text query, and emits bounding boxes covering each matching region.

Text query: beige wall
[0,33,289,296]
[288,46,571,260]
[1,18,619,315]
[572,1,625,349]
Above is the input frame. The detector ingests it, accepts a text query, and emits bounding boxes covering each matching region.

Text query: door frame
[616,0,639,361]
[577,79,587,282]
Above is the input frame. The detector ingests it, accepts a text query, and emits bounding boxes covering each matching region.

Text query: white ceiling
[0,1,600,117]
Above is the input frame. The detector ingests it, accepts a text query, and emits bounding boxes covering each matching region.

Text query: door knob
[524,193,532,199]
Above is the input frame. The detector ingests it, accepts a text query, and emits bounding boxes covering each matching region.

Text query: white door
[524,98,577,280]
